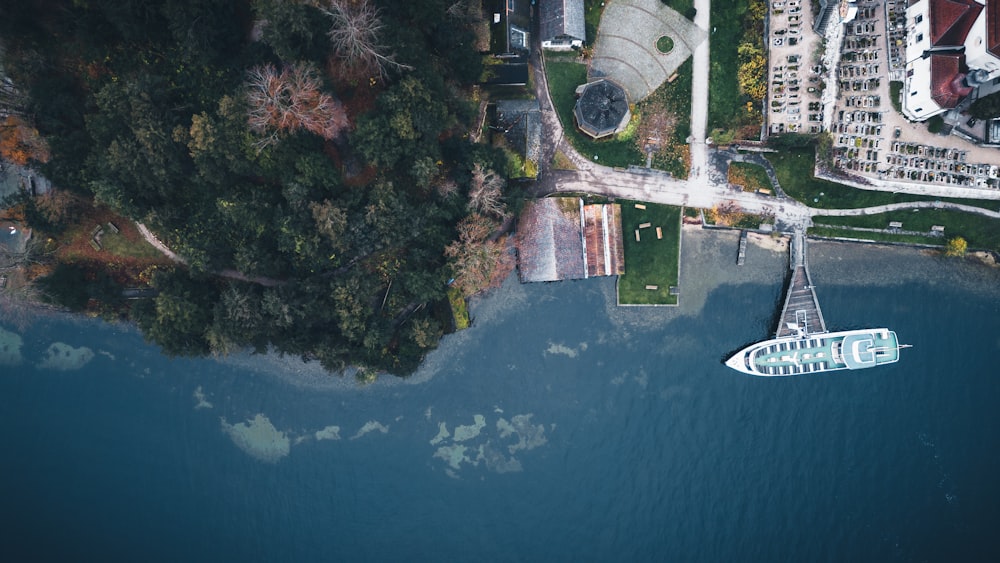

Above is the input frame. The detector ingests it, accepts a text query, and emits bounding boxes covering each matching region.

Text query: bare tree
[445,213,514,297]
[445,0,481,22]
[245,62,349,149]
[467,164,506,218]
[316,0,412,78]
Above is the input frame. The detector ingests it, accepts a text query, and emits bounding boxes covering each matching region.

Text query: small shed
[574,79,631,139]
[495,99,542,177]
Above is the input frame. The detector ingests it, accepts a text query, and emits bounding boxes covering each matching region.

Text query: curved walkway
[136,222,285,287]
[812,201,1000,219]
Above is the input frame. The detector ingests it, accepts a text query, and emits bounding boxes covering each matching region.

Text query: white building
[901,0,1000,121]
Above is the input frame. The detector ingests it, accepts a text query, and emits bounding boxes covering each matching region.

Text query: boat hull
[726,328,901,376]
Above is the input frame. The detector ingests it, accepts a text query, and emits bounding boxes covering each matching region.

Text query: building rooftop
[539,0,586,43]
[495,99,542,166]
[930,0,982,46]
[988,0,1000,58]
[930,53,972,108]
[573,79,631,139]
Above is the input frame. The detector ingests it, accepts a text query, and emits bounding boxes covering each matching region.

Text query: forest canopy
[0,0,510,374]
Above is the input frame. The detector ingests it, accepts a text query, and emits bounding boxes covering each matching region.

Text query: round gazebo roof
[574,79,631,140]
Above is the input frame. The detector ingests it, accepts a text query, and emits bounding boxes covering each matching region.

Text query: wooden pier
[737,230,748,266]
[775,230,827,338]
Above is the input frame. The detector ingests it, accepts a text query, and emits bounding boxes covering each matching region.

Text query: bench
[645,285,658,290]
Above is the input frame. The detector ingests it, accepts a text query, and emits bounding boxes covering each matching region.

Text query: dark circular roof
[574,79,630,139]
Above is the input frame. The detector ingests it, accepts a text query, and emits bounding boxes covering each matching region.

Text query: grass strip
[813,209,1000,251]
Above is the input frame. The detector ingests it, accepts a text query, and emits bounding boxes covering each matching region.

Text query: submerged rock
[220,414,291,463]
[314,425,342,441]
[452,414,486,442]
[36,342,93,371]
[350,420,389,440]
[0,328,23,366]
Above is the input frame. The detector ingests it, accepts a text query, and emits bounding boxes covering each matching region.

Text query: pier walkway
[775,230,827,338]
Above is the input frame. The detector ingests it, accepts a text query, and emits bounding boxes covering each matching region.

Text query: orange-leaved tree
[245,62,349,149]
[0,116,50,165]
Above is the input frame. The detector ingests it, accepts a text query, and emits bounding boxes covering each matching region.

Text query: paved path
[533,166,816,231]
[687,0,711,181]
[811,200,1000,219]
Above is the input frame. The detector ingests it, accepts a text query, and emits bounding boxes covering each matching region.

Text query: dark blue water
[1,238,999,562]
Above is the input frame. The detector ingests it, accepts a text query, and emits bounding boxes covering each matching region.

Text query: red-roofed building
[930,54,973,107]
[903,0,1000,121]
[929,0,982,46]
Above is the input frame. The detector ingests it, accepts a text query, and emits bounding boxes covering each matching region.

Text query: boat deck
[751,330,900,376]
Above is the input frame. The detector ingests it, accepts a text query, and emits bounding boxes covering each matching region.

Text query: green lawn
[618,201,682,305]
[813,210,1000,252]
[544,60,644,168]
[808,225,943,245]
[707,0,764,140]
[889,81,903,113]
[728,161,772,192]
[640,58,693,177]
[661,0,696,19]
[765,148,1000,211]
[584,0,606,44]
[101,230,164,260]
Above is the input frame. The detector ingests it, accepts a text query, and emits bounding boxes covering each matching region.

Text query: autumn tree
[445,213,514,297]
[707,201,747,227]
[737,43,767,101]
[245,62,349,148]
[944,236,968,257]
[0,115,50,165]
[316,0,412,79]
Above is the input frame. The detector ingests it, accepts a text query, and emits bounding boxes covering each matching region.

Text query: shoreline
[4,228,997,389]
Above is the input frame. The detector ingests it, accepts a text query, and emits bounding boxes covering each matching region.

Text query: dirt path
[135,222,285,287]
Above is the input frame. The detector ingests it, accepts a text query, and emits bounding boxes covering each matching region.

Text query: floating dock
[737,231,748,266]
[775,230,827,338]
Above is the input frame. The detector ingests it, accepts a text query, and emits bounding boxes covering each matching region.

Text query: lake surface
[2,230,999,562]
